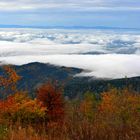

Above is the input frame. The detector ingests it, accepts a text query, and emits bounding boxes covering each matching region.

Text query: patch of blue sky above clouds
[0,0,140,28]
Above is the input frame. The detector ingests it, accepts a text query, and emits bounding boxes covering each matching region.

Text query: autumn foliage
[95,88,140,139]
[80,92,98,121]
[0,66,21,96]
[37,83,64,122]
[0,93,46,124]
[1,66,140,140]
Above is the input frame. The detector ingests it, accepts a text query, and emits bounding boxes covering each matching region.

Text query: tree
[37,82,64,122]
[97,88,140,137]
[0,93,46,124]
[80,92,98,121]
[0,66,21,97]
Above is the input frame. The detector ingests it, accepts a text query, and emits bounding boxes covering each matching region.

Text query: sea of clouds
[0,28,140,79]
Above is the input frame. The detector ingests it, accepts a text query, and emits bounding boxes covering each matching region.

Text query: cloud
[0,0,140,11]
[0,28,140,79]
[0,29,140,55]
[1,54,140,79]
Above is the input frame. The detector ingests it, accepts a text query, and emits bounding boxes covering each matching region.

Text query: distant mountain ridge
[0,24,140,30]
[0,62,140,99]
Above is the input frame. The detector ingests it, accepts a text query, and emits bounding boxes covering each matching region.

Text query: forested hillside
[0,65,140,140]
[0,62,140,99]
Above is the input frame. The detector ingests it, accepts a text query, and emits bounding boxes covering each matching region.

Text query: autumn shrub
[37,82,64,122]
[0,66,21,97]
[0,93,46,125]
[80,91,98,121]
[94,88,140,139]
[0,124,8,140]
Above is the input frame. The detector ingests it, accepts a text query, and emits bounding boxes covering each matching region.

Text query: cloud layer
[0,0,140,11]
[0,28,140,79]
[1,54,140,79]
[0,29,140,55]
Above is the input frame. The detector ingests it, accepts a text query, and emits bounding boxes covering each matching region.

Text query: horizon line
[0,24,140,30]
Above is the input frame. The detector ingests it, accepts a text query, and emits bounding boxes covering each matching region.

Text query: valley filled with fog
[0,28,140,79]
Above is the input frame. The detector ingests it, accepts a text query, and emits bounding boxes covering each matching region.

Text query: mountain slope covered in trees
[0,62,140,98]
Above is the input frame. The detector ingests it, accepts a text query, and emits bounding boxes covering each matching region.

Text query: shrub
[0,93,46,125]
[37,83,64,122]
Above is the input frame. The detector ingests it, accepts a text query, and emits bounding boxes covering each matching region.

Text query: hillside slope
[0,62,140,98]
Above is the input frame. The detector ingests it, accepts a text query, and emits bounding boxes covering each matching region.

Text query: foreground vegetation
[0,66,140,140]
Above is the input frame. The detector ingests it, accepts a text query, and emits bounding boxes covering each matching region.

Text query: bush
[37,83,64,122]
[0,93,46,125]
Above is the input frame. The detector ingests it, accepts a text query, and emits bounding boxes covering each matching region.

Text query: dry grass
[6,126,47,140]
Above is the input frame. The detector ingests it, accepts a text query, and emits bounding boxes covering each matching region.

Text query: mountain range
[0,24,140,31]
[0,62,140,99]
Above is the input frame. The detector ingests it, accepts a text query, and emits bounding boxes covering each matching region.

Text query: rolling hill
[0,62,140,99]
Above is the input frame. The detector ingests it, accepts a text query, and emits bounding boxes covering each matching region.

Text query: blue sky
[0,0,140,28]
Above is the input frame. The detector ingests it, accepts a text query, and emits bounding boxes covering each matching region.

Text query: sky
[0,0,140,28]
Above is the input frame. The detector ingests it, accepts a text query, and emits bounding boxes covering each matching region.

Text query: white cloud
[0,28,140,79]
[0,0,140,11]
[1,54,140,79]
[0,29,139,55]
